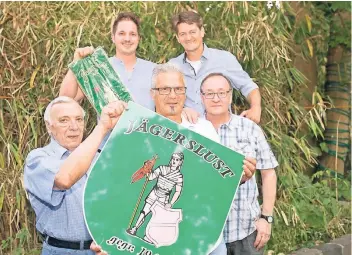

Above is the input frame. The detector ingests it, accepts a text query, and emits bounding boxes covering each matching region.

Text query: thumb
[240,110,248,117]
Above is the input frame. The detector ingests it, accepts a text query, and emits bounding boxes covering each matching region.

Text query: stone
[317,243,343,255]
[331,234,352,255]
[290,248,323,255]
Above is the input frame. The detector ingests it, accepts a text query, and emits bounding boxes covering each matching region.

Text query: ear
[150,89,156,101]
[176,34,181,44]
[200,27,205,38]
[111,33,115,43]
[200,94,205,106]
[45,121,52,135]
[229,90,233,105]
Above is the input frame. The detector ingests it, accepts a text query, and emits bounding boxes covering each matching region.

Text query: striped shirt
[216,114,278,243]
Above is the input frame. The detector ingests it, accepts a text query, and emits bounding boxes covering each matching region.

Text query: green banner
[84,102,244,255]
[69,47,133,114]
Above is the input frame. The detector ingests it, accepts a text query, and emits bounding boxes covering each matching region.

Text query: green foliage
[269,172,351,252]
[317,2,352,50]
[0,2,350,254]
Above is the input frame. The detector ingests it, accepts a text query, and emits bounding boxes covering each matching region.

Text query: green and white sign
[84,102,244,255]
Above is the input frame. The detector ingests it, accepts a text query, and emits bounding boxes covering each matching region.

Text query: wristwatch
[260,214,274,223]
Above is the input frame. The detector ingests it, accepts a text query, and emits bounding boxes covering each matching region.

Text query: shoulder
[230,114,265,137]
[138,58,156,69]
[168,53,184,64]
[24,146,52,171]
[208,47,236,60]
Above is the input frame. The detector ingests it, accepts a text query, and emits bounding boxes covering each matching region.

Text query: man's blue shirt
[24,138,93,241]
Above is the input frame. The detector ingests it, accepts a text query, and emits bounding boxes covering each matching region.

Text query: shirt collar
[203,112,236,131]
[112,56,139,67]
[47,137,69,159]
[183,43,210,63]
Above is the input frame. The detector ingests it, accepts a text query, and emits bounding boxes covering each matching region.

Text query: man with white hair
[24,96,126,254]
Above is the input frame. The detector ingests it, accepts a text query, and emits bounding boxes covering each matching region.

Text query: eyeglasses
[152,87,187,95]
[201,90,232,99]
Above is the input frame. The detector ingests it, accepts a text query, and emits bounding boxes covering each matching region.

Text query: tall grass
[0,2,350,254]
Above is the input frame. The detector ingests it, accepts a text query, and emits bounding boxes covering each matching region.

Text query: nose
[69,120,79,130]
[185,33,192,41]
[168,88,177,98]
[124,34,131,41]
[212,93,221,102]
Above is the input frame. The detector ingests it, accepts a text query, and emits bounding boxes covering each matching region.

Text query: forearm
[170,190,181,205]
[55,124,107,189]
[59,69,82,100]
[247,88,261,109]
[261,169,277,215]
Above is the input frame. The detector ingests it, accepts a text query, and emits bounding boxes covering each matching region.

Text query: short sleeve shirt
[23,138,96,241]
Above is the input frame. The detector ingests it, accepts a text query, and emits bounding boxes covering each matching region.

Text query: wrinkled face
[171,154,182,168]
[176,23,204,53]
[112,20,140,56]
[151,72,186,118]
[201,75,233,116]
[46,102,85,151]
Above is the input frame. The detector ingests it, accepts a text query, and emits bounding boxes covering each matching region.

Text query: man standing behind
[201,73,278,254]
[169,11,262,124]
[60,12,155,110]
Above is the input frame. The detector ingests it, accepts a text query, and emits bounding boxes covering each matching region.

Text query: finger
[242,166,252,180]
[240,110,247,117]
[191,112,198,124]
[122,101,128,109]
[253,232,262,248]
[243,160,256,173]
[256,235,268,250]
[245,157,257,166]
[184,110,191,122]
[83,46,94,57]
[90,242,101,252]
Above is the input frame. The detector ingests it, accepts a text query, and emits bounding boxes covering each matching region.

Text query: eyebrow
[58,115,83,119]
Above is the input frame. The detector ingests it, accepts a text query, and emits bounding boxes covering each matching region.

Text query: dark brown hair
[171,11,203,33]
[200,73,232,91]
[111,12,141,35]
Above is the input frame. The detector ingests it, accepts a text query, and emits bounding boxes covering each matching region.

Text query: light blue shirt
[109,56,156,110]
[98,57,156,149]
[24,138,94,241]
[169,44,258,114]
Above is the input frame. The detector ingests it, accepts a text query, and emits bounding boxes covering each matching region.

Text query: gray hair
[151,63,185,88]
[44,96,85,124]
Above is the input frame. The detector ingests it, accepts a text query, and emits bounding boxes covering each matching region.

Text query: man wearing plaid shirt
[201,73,278,255]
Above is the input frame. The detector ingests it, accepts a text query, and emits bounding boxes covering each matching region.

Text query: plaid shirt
[217,114,278,243]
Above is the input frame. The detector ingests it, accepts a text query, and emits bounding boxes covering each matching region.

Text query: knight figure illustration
[127,152,184,237]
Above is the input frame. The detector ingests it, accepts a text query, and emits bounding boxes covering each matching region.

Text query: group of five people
[24,10,278,255]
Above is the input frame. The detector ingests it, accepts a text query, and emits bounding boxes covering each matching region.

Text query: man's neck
[206,112,231,130]
[185,43,204,62]
[115,51,137,71]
